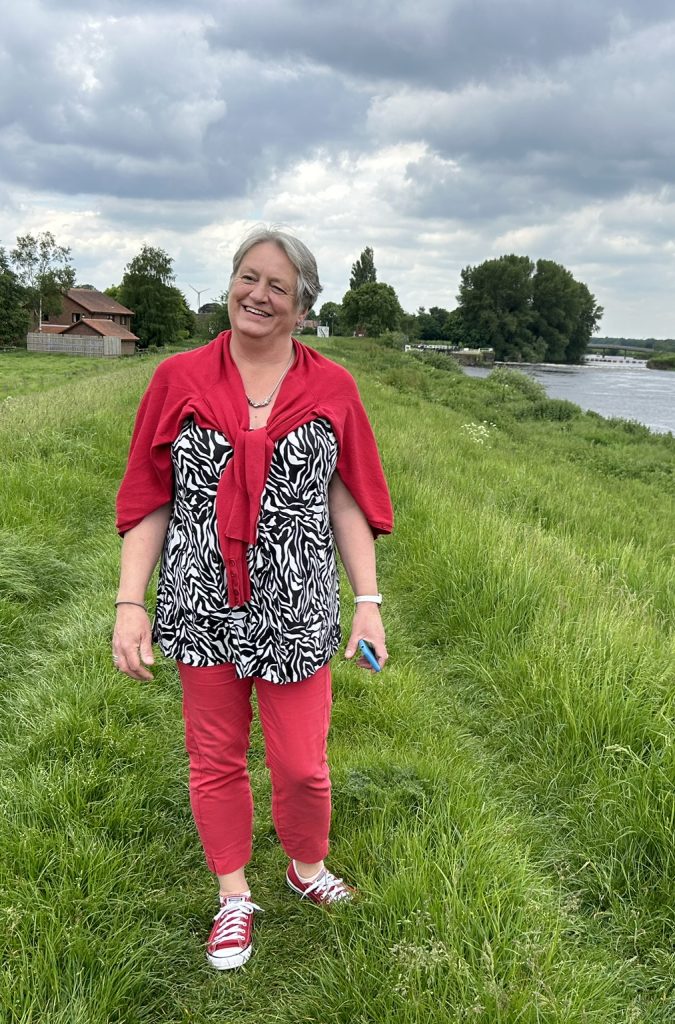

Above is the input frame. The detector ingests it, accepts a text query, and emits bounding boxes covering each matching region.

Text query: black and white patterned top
[153,416,341,683]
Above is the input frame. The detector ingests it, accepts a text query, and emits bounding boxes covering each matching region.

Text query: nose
[248,277,269,304]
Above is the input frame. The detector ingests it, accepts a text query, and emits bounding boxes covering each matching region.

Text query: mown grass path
[1,342,673,1022]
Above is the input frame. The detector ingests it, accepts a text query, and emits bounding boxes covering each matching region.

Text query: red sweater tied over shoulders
[116,331,393,607]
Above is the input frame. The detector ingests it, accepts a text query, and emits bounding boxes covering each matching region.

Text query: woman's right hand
[112,605,155,681]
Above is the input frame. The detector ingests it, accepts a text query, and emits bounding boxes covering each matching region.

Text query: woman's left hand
[344,603,388,672]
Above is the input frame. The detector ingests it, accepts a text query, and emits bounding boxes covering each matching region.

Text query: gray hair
[229,226,323,312]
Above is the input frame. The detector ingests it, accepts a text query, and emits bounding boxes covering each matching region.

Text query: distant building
[43,288,134,330]
[28,287,138,357]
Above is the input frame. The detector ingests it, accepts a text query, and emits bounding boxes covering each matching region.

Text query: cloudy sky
[1,0,674,337]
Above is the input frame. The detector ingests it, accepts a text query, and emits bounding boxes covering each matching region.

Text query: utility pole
[187,284,208,312]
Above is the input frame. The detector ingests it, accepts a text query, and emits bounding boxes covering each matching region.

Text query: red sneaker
[286,862,355,905]
[206,893,262,970]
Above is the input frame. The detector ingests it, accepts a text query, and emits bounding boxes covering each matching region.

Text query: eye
[271,284,287,294]
[241,273,255,282]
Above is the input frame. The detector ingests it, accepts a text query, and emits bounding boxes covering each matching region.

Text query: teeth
[244,306,270,317]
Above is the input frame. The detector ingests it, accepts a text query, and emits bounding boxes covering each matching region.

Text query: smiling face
[228,241,306,346]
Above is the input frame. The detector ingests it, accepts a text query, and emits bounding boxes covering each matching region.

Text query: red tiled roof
[67,288,134,316]
[61,319,139,340]
[39,324,68,334]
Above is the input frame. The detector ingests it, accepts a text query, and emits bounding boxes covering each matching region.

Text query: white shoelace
[301,869,352,903]
[211,897,262,947]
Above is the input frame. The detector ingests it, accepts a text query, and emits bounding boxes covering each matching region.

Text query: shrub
[522,398,581,422]
[487,367,547,401]
[379,330,408,349]
[646,353,675,370]
[411,351,463,374]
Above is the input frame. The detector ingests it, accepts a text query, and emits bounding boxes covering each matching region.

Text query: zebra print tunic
[153,416,341,683]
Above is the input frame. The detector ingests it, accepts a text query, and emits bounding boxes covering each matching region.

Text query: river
[462,364,675,435]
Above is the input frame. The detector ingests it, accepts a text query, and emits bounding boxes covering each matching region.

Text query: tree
[349,247,377,290]
[532,260,580,362]
[532,260,601,362]
[10,231,75,328]
[458,254,602,363]
[206,292,231,337]
[176,290,196,340]
[118,244,184,348]
[566,281,603,363]
[458,254,540,361]
[400,309,420,340]
[417,305,454,341]
[318,301,343,335]
[0,247,29,346]
[341,282,403,337]
[444,308,466,347]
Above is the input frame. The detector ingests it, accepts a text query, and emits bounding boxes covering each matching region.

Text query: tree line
[1,232,75,346]
[0,234,195,350]
[320,249,603,364]
[0,233,604,363]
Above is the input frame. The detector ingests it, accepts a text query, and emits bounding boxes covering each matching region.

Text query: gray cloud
[206,0,674,90]
[0,6,367,201]
[2,0,675,335]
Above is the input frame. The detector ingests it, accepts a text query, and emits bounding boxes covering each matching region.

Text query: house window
[72,313,81,323]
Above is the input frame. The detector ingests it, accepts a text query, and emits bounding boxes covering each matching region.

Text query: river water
[463,364,675,435]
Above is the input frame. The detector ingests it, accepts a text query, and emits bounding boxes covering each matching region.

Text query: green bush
[520,398,582,421]
[487,367,547,401]
[411,351,463,374]
[646,353,675,370]
[379,330,409,349]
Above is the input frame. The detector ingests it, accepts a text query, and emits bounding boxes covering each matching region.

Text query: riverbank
[1,339,673,1021]
[462,360,675,435]
[647,352,675,370]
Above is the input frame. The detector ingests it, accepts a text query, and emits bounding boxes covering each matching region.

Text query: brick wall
[27,332,131,357]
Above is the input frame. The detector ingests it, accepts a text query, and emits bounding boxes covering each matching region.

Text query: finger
[139,635,155,667]
[126,648,154,681]
[117,644,154,681]
[344,631,358,659]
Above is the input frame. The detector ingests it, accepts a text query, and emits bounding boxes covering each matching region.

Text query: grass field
[1,340,673,1022]
[0,349,144,400]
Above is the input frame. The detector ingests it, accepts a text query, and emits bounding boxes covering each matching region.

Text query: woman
[113,227,393,970]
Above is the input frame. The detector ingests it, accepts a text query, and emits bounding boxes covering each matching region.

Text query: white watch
[354,594,382,605]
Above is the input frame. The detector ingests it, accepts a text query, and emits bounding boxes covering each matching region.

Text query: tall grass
[0,343,673,1021]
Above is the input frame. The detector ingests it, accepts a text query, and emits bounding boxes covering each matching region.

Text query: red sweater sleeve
[332,383,393,537]
[115,363,190,534]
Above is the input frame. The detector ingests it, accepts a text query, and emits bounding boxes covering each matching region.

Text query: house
[43,288,134,329]
[28,287,138,357]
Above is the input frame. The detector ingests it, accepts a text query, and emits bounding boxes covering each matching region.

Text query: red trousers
[177,661,332,876]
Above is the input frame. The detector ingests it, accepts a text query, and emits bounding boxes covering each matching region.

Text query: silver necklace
[246,351,294,409]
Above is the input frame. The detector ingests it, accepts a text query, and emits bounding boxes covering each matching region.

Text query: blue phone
[358,639,381,672]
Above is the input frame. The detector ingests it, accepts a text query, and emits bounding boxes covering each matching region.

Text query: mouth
[242,305,272,318]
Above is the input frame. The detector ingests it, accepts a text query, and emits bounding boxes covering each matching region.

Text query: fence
[26,333,134,358]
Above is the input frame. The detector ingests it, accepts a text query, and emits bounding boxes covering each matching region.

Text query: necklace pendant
[244,350,294,411]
